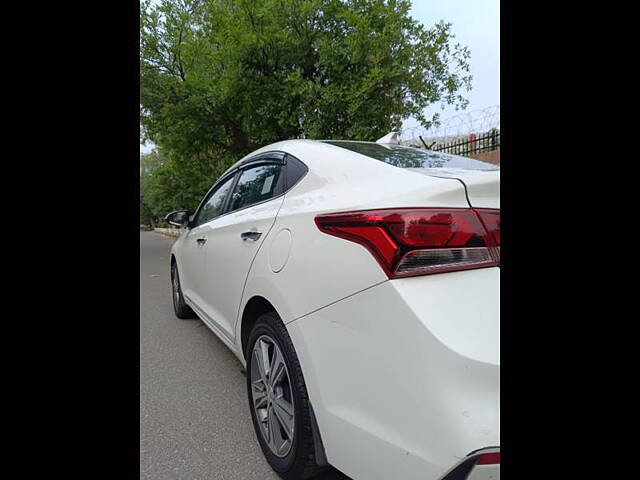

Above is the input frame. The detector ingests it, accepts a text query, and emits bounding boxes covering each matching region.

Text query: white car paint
[408,168,500,209]
[170,139,500,480]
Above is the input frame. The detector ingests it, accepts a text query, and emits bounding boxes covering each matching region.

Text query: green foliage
[140,0,472,217]
[140,148,233,223]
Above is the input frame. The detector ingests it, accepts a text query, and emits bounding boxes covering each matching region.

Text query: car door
[196,159,286,341]
[179,172,237,309]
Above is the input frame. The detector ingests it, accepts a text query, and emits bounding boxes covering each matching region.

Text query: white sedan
[166,137,500,480]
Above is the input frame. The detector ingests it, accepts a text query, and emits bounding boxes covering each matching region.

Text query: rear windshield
[322,141,499,171]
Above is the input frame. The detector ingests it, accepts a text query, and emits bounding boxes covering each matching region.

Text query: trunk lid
[407,167,500,209]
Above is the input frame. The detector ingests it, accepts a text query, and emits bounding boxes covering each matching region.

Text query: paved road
[140,231,350,480]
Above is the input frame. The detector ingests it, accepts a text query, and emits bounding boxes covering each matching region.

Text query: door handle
[241,231,262,242]
[196,237,207,245]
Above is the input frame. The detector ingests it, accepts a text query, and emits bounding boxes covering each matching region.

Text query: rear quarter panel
[287,269,500,480]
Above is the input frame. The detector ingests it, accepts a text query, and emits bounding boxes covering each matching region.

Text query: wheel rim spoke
[253,348,268,386]
[269,348,286,388]
[172,269,180,303]
[267,406,278,451]
[252,381,267,409]
[272,396,294,440]
[259,340,271,379]
[273,394,294,417]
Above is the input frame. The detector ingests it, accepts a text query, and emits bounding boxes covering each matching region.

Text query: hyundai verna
[165,137,500,480]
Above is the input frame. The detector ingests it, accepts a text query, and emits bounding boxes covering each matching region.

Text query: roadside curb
[154,227,182,238]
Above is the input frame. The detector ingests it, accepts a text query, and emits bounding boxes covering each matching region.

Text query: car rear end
[310,211,499,479]
[253,140,499,480]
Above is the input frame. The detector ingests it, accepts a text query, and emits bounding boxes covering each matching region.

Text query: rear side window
[285,154,308,190]
[229,164,284,212]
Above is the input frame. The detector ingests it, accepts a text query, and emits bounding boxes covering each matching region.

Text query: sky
[141,0,499,153]
[404,0,500,135]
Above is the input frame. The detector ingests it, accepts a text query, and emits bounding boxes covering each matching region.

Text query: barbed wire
[401,105,500,145]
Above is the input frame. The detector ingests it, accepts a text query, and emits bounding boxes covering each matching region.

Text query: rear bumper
[287,267,500,480]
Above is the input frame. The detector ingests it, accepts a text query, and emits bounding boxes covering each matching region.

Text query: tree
[140,0,472,211]
[140,150,165,226]
[140,147,224,222]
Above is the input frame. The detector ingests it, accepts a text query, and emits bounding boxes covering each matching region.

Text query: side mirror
[165,210,191,228]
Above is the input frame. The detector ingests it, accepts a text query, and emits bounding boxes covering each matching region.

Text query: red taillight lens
[315,208,500,278]
[475,452,500,465]
[476,209,500,246]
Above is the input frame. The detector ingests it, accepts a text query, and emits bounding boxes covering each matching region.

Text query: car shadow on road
[316,467,352,479]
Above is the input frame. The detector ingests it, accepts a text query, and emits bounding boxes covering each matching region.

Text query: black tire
[246,312,325,480]
[171,261,195,319]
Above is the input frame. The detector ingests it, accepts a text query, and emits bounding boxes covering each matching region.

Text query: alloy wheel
[250,335,295,457]
[172,265,180,306]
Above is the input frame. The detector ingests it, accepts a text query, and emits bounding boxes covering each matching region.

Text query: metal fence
[430,129,500,157]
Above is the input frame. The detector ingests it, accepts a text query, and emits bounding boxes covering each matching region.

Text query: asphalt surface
[140,231,350,480]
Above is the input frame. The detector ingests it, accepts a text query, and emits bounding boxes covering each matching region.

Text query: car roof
[222,139,368,178]
[226,138,498,177]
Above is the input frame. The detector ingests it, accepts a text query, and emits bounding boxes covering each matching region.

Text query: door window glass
[229,164,284,212]
[193,174,235,226]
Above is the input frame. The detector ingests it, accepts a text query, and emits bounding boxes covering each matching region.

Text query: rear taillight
[475,452,500,465]
[476,208,500,263]
[315,208,500,278]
